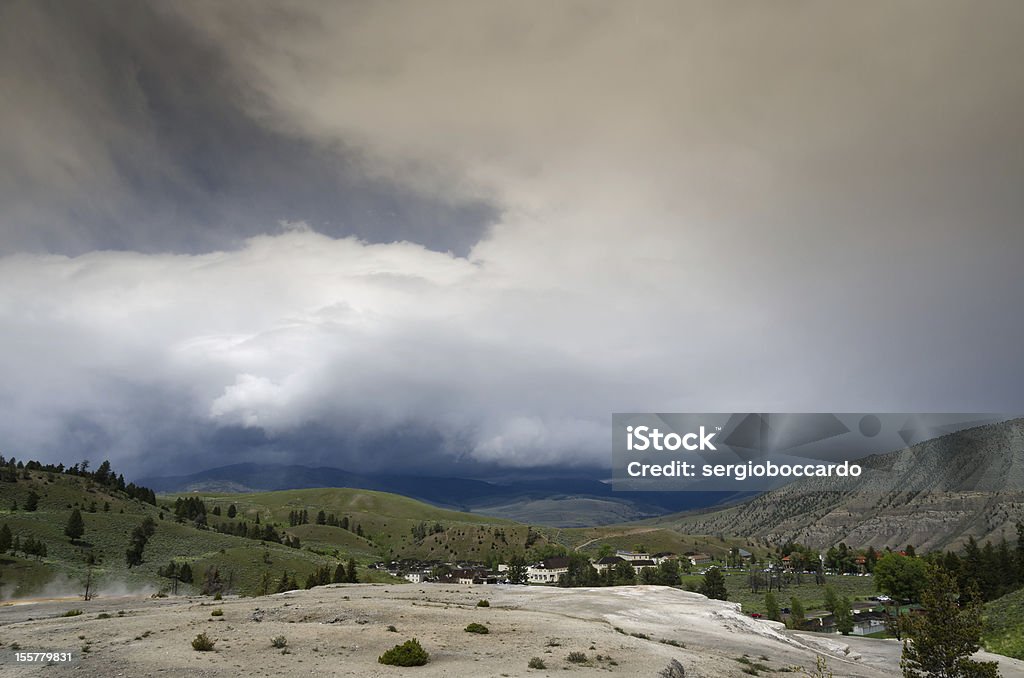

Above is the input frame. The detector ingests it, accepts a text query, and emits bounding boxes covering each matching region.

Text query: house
[593,556,625,572]
[630,558,657,572]
[850,611,888,636]
[737,548,753,560]
[687,553,712,566]
[527,557,570,584]
[652,552,677,565]
[452,568,479,585]
[403,571,430,584]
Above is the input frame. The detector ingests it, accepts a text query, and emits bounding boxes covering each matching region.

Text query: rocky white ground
[1,584,1021,677]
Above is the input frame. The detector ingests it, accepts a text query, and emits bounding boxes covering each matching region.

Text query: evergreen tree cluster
[0,524,47,560]
[173,497,209,526]
[0,455,156,504]
[157,560,194,584]
[212,519,301,548]
[125,517,157,567]
[409,521,445,541]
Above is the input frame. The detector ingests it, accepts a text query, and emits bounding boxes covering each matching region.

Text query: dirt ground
[2,584,1021,677]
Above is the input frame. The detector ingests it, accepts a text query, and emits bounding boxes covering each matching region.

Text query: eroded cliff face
[667,419,1024,551]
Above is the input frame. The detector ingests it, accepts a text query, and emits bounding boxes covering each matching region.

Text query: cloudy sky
[1,1,1022,478]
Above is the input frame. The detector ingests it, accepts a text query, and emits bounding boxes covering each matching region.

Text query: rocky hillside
[659,418,1024,551]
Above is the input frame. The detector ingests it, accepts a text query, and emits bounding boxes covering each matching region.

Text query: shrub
[387,624,398,632]
[96,613,111,619]
[476,599,490,607]
[192,633,215,651]
[659,659,686,678]
[210,608,223,617]
[528,657,547,669]
[271,636,288,649]
[465,623,489,634]
[567,651,588,663]
[378,638,429,666]
[213,592,222,601]
[62,609,83,617]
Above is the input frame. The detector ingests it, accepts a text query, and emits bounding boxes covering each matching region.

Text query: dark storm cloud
[0,0,495,256]
[0,1,1023,478]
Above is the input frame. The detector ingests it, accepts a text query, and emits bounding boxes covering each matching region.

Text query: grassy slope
[0,474,389,598]
[983,587,1024,660]
[192,487,537,563]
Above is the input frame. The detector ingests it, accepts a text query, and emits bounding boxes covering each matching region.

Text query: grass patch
[734,655,770,675]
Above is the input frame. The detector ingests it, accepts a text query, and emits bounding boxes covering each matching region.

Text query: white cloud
[1,2,1022,472]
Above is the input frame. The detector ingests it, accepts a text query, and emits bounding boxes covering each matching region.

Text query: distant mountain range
[660,418,1024,551]
[138,463,748,527]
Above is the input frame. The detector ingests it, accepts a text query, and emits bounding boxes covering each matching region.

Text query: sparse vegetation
[567,651,588,664]
[659,659,686,678]
[801,656,833,678]
[191,632,215,651]
[735,655,770,675]
[378,638,429,666]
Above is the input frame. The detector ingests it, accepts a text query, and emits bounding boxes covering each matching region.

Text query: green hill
[1,473,565,599]
[189,487,547,563]
[984,587,1024,659]
[0,471,384,599]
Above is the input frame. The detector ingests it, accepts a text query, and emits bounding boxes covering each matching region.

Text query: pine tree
[1016,521,1024,586]
[900,567,998,678]
[823,585,839,615]
[764,591,780,621]
[24,491,39,512]
[0,523,11,553]
[227,504,237,519]
[788,597,806,630]
[64,509,85,541]
[835,596,853,635]
[334,562,348,583]
[346,558,359,584]
[699,567,728,600]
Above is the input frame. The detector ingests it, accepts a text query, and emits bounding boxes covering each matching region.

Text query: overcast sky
[1,1,1022,477]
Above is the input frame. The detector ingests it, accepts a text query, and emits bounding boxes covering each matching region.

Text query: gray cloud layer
[1,1,1022,476]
